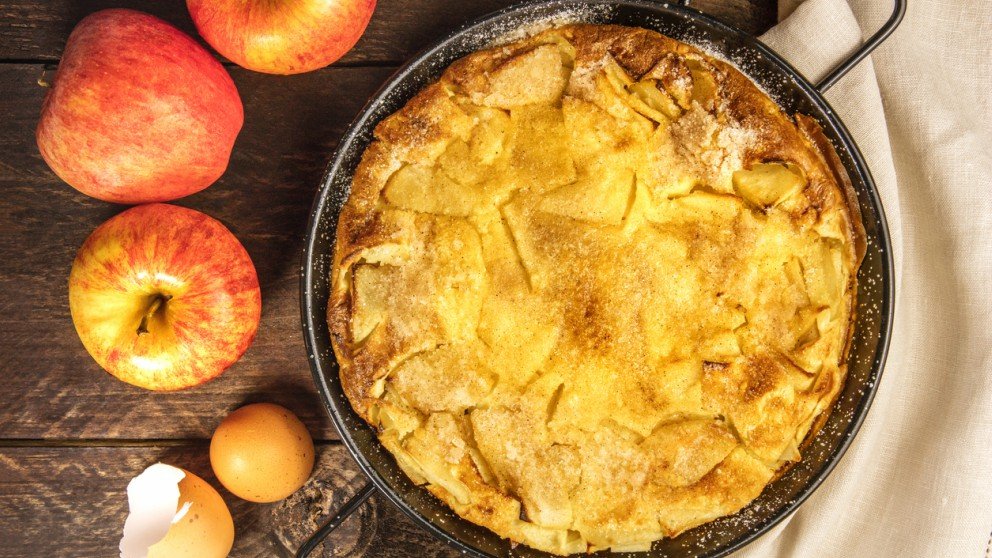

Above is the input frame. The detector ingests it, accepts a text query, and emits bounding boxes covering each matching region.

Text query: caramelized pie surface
[329,24,864,555]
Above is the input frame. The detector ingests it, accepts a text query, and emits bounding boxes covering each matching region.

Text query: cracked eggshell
[120,463,234,558]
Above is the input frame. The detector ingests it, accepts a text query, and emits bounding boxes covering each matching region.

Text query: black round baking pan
[300,1,901,556]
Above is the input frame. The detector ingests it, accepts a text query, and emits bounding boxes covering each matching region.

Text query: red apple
[69,204,261,390]
[187,0,376,75]
[37,9,243,204]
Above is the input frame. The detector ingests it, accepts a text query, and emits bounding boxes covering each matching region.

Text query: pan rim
[301,1,895,556]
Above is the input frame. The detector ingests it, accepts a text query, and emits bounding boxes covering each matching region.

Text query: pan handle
[295,482,377,558]
[678,0,906,92]
[815,0,907,91]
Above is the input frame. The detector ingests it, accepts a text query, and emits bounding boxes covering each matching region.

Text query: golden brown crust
[329,24,862,555]
[795,113,868,264]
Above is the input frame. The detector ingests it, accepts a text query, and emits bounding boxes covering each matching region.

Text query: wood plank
[0,444,460,557]
[0,0,776,64]
[0,64,395,440]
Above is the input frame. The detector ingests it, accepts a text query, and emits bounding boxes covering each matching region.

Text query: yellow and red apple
[187,0,376,75]
[36,9,243,204]
[69,204,261,390]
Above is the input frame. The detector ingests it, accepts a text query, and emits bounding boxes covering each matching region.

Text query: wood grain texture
[0,444,460,558]
[0,0,777,63]
[0,64,394,440]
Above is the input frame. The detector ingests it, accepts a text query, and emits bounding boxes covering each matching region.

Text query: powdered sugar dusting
[483,4,615,47]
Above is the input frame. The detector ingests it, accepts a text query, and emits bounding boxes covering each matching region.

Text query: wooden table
[0,1,774,556]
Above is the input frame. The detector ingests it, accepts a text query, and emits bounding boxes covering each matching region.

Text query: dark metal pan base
[301,2,898,556]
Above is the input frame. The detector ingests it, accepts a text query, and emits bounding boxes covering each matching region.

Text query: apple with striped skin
[69,204,261,391]
[187,0,376,75]
[36,9,243,204]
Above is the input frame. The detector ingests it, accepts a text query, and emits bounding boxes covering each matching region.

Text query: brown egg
[147,470,234,558]
[210,403,315,503]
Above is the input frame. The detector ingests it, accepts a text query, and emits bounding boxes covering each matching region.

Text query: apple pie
[328,23,865,555]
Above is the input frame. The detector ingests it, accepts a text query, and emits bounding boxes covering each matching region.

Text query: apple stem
[136,294,171,335]
[37,69,51,88]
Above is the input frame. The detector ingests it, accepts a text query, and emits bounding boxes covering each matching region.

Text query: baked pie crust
[329,24,865,555]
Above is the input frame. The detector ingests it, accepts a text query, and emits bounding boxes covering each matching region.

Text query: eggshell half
[149,470,234,558]
[119,463,234,558]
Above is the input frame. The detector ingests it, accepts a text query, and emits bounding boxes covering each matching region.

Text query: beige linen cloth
[731,0,992,555]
